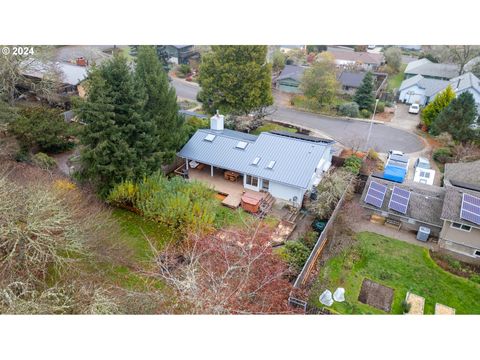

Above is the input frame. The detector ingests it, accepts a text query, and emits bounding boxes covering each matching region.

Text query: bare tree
[447,45,480,75]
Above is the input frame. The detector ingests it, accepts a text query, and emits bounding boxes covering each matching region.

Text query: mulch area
[358,278,394,312]
[430,250,480,279]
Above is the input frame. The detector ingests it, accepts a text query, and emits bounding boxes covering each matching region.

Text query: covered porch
[176,161,269,210]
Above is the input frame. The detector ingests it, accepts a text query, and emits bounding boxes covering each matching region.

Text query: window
[252,157,261,165]
[475,250,480,257]
[246,175,259,187]
[267,160,276,169]
[262,179,269,190]
[420,171,430,178]
[236,141,248,149]
[204,134,216,142]
[451,222,472,232]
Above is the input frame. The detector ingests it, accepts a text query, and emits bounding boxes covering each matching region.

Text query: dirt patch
[358,278,394,312]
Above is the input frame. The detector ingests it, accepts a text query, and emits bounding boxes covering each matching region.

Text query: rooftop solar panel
[388,186,411,214]
[460,193,480,225]
[364,181,387,208]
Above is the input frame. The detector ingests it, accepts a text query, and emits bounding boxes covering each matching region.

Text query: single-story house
[279,45,306,54]
[404,58,459,80]
[328,49,385,71]
[178,112,334,207]
[337,71,366,93]
[165,45,199,65]
[274,65,306,93]
[360,159,480,261]
[399,72,480,108]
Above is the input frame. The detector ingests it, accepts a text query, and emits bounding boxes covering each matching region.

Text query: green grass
[387,64,406,91]
[252,121,297,135]
[310,232,480,314]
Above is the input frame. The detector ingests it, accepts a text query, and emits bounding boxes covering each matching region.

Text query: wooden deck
[188,166,264,209]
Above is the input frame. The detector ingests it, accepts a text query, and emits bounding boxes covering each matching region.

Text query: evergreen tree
[155,45,170,72]
[430,92,479,142]
[75,54,158,196]
[135,45,186,163]
[198,45,273,115]
[354,72,375,111]
[421,85,456,129]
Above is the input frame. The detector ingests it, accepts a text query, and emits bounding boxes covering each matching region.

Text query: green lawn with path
[251,122,297,135]
[310,232,480,314]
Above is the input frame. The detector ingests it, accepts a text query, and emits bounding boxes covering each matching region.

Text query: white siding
[268,181,305,207]
[399,85,427,105]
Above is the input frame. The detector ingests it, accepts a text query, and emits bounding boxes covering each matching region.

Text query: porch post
[210,165,214,177]
[185,158,189,170]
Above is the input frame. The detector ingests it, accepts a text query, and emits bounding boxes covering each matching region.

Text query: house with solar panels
[360,159,480,261]
[177,112,334,208]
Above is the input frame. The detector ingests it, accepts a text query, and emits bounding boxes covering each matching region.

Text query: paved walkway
[351,219,438,250]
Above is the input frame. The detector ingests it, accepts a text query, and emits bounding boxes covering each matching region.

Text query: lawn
[387,64,406,91]
[252,121,297,135]
[310,232,480,314]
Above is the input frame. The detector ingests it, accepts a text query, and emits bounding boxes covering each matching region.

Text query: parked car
[414,157,431,170]
[409,104,420,114]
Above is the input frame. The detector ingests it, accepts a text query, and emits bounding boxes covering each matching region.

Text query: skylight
[236,141,248,149]
[204,134,216,142]
[252,157,261,165]
[267,160,276,169]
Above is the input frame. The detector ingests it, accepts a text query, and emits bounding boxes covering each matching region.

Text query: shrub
[9,106,73,153]
[360,109,371,118]
[283,241,311,272]
[367,149,379,161]
[32,152,57,170]
[177,64,191,78]
[343,155,363,175]
[433,147,453,164]
[376,101,385,113]
[338,102,360,117]
[298,231,318,251]
[108,173,218,239]
[15,148,30,162]
[401,299,411,314]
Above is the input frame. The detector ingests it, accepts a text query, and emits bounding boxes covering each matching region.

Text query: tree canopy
[353,71,376,111]
[300,52,338,107]
[430,91,479,142]
[198,45,273,115]
[384,47,402,73]
[421,85,456,129]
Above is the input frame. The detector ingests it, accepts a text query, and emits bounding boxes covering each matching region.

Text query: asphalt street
[172,79,425,153]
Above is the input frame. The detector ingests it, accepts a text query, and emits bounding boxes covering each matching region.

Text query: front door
[244,174,260,191]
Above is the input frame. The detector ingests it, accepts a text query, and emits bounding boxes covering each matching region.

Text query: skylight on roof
[236,141,248,149]
[204,134,216,142]
[267,160,276,169]
[252,157,261,165]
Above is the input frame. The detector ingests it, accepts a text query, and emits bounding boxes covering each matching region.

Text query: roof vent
[252,157,261,165]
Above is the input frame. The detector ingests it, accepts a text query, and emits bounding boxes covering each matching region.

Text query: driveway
[390,103,421,132]
[171,79,425,154]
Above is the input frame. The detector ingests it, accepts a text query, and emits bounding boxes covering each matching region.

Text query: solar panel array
[460,193,480,226]
[388,186,411,214]
[365,181,387,208]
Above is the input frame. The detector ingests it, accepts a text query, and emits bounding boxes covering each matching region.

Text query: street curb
[283,106,384,125]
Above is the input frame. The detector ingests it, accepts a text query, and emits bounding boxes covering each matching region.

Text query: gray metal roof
[178,129,330,189]
[399,74,451,97]
[449,72,480,95]
[405,58,459,79]
[22,60,88,86]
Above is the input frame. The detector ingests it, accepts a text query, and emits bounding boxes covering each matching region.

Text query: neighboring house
[404,58,459,80]
[328,49,385,71]
[360,175,446,236]
[21,60,88,97]
[165,45,199,65]
[438,161,480,259]
[279,45,306,54]
[178,113,334,207]
[399,71,480,108]
[360,160,480,261]
[337,71,366,93]
[274,65,306,93]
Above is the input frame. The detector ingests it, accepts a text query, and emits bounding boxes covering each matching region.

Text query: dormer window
[204,134,216,142]
[267,160,276,169]
[236,141,248,149]
[252,157,261,165]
